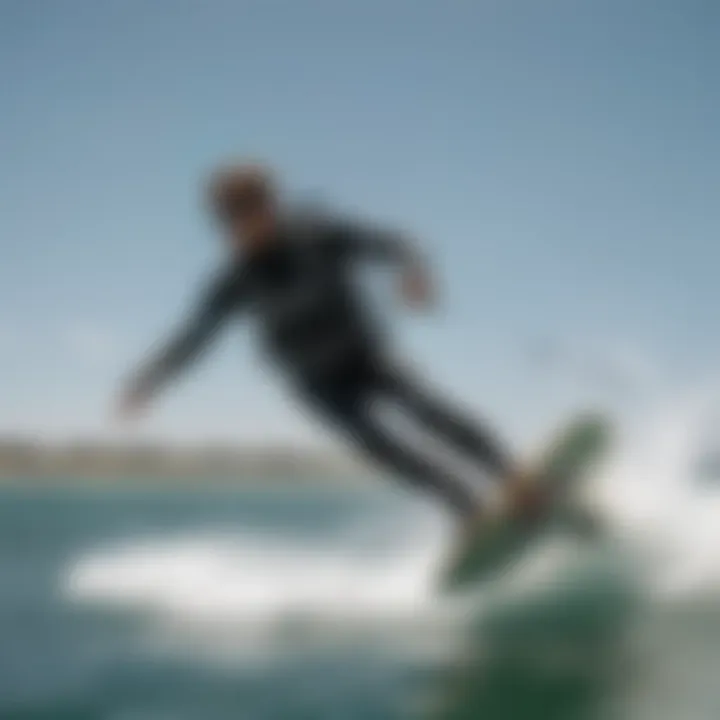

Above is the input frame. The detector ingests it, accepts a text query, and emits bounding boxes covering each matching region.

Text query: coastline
[0,437,364,488]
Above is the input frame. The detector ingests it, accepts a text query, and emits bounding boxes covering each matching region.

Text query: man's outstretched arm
[328,217,435,308]
[116,277,237,418]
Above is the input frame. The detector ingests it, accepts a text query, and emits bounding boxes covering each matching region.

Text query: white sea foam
[66,525,440,620]
[63,380,720,659]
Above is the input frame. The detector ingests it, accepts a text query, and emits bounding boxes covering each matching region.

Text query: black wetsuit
[132,213,512,517]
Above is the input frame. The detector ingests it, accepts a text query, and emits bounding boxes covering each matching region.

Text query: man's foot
[504,468,548,522]
[452,469,547,556]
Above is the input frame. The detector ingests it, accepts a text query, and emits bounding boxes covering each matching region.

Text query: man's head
[207,162,278,253]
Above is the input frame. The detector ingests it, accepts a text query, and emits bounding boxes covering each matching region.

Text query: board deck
[440,413,611,592]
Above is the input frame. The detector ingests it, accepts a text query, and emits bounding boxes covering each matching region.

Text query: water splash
[62,381,720,663]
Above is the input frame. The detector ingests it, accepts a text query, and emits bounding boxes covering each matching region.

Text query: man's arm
[331,217,420,266]
[327,217,434,308]
[117,275,239,416]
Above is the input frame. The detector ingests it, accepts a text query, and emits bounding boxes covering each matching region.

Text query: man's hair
[206,162,275,219]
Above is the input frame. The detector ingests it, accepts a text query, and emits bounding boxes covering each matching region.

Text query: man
[116,163,535,526]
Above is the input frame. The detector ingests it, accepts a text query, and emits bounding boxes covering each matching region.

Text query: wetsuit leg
[378,366,514,481]
[303,376,479,519]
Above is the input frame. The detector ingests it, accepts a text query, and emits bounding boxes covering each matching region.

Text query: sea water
[2,393,720,719]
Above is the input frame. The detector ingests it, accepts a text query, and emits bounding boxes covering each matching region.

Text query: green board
[440,413,611,592]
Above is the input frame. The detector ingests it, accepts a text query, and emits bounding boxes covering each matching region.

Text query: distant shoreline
[0,437,364,486]
[0,477,374,494]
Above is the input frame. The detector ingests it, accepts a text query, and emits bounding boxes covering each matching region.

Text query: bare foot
[506,469,547,521]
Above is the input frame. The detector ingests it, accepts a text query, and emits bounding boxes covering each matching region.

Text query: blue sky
[1,0,718,445]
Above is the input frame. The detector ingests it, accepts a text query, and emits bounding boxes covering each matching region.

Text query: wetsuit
[130,213,513,517]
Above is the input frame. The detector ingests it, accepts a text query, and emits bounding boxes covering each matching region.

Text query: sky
[1,0,718,447]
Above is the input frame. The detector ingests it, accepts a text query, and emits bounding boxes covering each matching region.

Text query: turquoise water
[0,484,718,720]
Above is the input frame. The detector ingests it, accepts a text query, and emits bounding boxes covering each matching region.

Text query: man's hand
[400,263,435,310]
[113,384,152,424]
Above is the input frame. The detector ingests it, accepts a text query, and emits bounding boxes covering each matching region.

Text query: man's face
[222,198,278,255]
